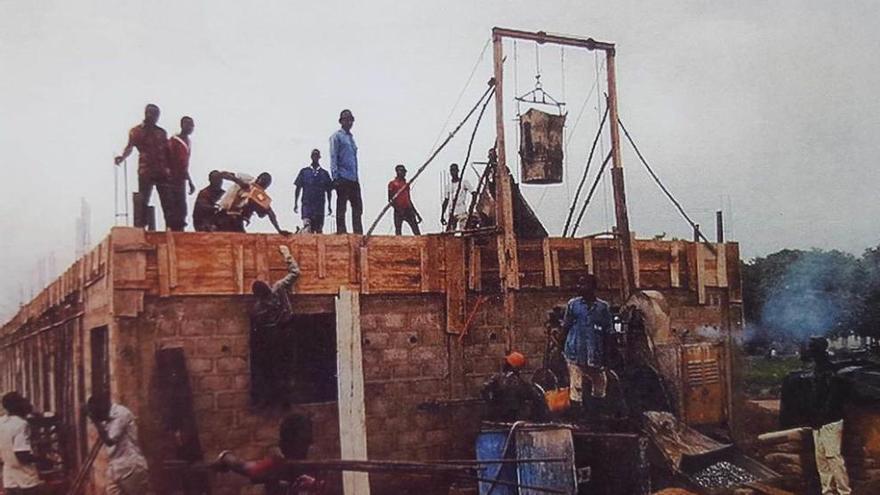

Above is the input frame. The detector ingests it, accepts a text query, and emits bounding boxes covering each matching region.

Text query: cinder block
[362,332,390,349]
[181,320,218,337]
[411,347,444,363]
[188,357,214,374]
[199,375,235,392]
[217,392,250,410]
[382,348,409,361]
[191,393,215,412]
[217,357,248,373]
[382,313,406,329]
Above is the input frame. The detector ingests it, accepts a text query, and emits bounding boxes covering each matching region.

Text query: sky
[2,0,879,318]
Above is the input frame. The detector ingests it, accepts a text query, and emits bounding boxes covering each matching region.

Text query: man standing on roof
[294,149,333,233]
[215,172,291,235]
[441,163,474,231]
[86,394,151,495]
[114,104,171,229]
[0,392,48,495]
[193,170,241,232]
[164,116,196,231]
[250,246,300,407]
[387,164,421,235]
[329,109,362,234]
[562,274,613,422]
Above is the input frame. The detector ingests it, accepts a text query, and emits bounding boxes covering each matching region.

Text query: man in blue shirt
[562,274,613,417]
[329,109,362,234]
[294,149,333,233]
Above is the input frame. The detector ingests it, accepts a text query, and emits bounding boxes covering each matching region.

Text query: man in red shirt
[164,116,196,231]
[114,104,171,229]
[387,164,421,235]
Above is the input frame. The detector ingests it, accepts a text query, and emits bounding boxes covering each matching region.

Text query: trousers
[334,179,363,234]
[566,361,607,402]
[160,180,187,231]
[393,207,420,235]
[136,173,174,230]
[813,420,852,495]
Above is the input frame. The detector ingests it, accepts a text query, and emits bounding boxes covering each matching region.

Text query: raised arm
[273,245,300,292]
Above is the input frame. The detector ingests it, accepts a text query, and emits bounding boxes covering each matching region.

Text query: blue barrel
[476,429,517,495]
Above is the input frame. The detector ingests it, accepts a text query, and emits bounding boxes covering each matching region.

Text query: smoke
[757,251,860,341]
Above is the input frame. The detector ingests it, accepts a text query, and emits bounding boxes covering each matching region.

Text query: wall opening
[90,326,109,399]
[250,313,337,407]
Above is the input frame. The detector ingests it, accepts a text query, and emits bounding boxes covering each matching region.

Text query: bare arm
[114,132,135,165]
[326,187,333,214]
[440,198,449,224]
[266,208,290,235]
[294,185,302,213]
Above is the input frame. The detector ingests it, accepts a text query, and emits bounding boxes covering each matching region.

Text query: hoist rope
[563,105,609,236]
[446,85,495,231]
[364,81,497,240]
[429,37,491,152]
[617,117,715,247]
[570,151,613,237]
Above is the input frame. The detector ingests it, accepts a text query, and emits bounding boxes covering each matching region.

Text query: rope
[562,105,608,236]
[617,117,715,247]
[570,151,612,237]
[446,86,495,231]
[364,81,496,240]
[429,37,491,151]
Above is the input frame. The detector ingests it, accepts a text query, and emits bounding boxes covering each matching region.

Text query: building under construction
[0,28,747,495]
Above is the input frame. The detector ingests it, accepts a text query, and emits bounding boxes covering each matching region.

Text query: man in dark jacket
[480,352,545,422]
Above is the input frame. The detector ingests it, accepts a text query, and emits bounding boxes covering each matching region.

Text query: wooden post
[606,50,636,298]
[335,288,371,495]
[492,31,519,351]
[715,210,724,243]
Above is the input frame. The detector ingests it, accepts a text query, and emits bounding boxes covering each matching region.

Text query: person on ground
[215,172,291,234]
[804,336,852,495]
[441,163,474,231]
[85,394,151,495]
[164,116,196,231]
[329,109,362,234]
[0,392,47,495]
[114,104,171,229]
[250,245,300,406]
[387,164,421,235]
[294,149,333,233]
[562,274,613,422]
[210,414,324,494]
[480,352,546,422]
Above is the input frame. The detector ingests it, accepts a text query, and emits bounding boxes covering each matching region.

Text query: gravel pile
[691,461,757,489]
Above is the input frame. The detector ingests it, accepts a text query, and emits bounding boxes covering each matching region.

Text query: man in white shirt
[86,394,150,495]
[441,163,475,231]
[0,392,44,495]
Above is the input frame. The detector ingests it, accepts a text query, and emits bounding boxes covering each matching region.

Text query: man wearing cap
[804,336,851,495]
[329,109,362,234]
[480,352,545,422]
[387,164,421,235]
[562,274,613,421]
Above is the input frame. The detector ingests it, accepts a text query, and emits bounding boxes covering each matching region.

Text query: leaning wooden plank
[336,288,371,495]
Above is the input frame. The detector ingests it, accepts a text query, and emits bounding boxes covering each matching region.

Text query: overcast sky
[2,0,879,318]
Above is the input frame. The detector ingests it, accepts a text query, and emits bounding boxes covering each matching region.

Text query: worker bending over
[0,392,50,495]
[86,394,151,495]
[211,414,324,494]
[294,149,333,233]
[193,170,247,232]
[215,172,290,235]
[562,274,613,423]
[480,352,546,422]
[387,164,421,235]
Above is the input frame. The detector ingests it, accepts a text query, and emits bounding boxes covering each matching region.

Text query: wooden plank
[670,243,681,288]
[234,244,245,294]
[632,245,640,289]
[166,231,179,289]
[335,288,371,495]
[317,236,327,279]
[696,244,707,305]
[715,243,728,288]
[419,245,429,292]
[469,239,482,291]
[157,244,170,297]
[551,250,561,287]
[583,238,594,275]
[359,246,370,294]
[348,236,359,285]
[542,239,553,287]
[726,242,743,303]
[255,236,269,282]
[445,237,466,334]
